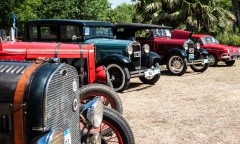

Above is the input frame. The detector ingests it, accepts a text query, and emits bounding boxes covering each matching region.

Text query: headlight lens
[183,42,188,50]
[126,44,133,55]
[81,98,103,128]
[195,43,200,49]
[49,129,64,144]
[227,49,230,53]
[142,44,150,53]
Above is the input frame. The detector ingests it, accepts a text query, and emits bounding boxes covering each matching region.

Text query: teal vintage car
[24,19,161,92]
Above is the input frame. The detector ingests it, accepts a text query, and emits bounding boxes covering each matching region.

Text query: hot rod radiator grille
[45,64,80,144]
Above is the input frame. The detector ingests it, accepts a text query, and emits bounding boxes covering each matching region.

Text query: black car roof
[112,23,172,31]
[25,19,113,27]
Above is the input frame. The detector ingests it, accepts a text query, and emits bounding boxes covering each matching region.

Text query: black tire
[139,62,161,84]
[167,55,187,76]
[79,83,123,114]
[100,106,135,144]
[208,53,218,67]
[190,56,209,72]
[225,60,235,66]
[106,63,130,92]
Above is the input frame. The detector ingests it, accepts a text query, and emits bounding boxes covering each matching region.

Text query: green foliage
[134,0,236,35]
[106,3,134,24]
[216,33,240,46]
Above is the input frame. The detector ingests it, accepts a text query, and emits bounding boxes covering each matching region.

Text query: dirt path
[119,61,240,144]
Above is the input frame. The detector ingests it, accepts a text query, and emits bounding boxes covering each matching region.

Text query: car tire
[190,56,209,72]
[225,60,235,66]
[100,106,135,144]
[81,106,135,144]
[167,55,187,76]
[139,62,161,84]
[80,83,123,114]
[208,53,218,67]
[106,63,130,92]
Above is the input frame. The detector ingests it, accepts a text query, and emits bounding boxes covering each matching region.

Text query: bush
[216,33,240,47]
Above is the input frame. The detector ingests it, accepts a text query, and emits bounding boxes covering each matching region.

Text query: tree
[134,0,236,34]
[106,3,134,24]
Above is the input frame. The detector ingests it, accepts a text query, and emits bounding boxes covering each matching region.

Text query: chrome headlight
[183,42,188,50]
[81,98,103,128]
[142,44,150,53]
[126,44,133,55]
[195,43,200,49]
[227,49,230,53]
[30,129,64,144]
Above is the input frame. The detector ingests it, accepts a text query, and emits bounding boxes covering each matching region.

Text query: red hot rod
[0,35,123,114]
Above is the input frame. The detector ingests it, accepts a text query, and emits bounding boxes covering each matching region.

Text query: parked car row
[0,19,240,144]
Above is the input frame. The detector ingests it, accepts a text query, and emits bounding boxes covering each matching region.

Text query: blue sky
[108,0,132,9]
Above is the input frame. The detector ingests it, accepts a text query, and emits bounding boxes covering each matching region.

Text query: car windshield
[83,26,114,39]
[153,28,171,37]
[201,36,219,44]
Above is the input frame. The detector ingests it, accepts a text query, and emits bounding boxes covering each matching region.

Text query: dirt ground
[119,60,240,144]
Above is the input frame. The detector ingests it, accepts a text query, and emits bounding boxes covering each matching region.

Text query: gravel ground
[119,61,240,144]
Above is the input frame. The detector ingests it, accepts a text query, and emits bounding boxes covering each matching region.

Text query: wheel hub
[173,60,181,69]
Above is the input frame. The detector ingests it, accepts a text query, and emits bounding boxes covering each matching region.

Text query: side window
[135,29,152,39]
[60,25,81,40]
[40,25,57,39]
[28,25,38,39]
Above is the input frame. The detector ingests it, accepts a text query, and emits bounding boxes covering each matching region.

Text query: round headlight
[227,49,230,53]
[183,42,188,50]
[126,44,133,55]
[195,43,200,49]
[49,129,64,144]
[142,44,150,53]
[81,98,103,128]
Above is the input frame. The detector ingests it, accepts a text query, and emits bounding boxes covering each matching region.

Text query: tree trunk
[232,0,240,34]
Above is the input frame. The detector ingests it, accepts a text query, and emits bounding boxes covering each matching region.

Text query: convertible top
[112,23,172,32]
[25,19,113,27]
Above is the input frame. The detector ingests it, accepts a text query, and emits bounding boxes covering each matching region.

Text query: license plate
[204,59,208,63]
[64,128,71,144]
[189,54,194,59]
[144,68,160,77]
[134,51,141,57]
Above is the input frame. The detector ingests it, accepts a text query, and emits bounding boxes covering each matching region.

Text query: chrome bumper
[130,67,161,78]
[221,53,240,60]
[186,58,208,66]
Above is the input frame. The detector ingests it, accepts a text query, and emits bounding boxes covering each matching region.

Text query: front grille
[188,43,194,49]
[45,64,80,144]
[131,44,141,69]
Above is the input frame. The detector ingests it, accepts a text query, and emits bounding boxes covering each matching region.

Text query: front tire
[100,107,135,144]
[80,84,123,114]
[139,62,161,84]
[190,56,209,72]
[225,60,235,66]
[106,63,130,92]
[208,53,218,67]
[167,55,187,76]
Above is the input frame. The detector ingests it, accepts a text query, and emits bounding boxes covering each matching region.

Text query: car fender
[141,52,161,68]
[199,48,209,56]
[162,48,187,63]
[96,54,135,70]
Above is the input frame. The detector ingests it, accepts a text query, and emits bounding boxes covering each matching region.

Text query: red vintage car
[0,35,123,114]
[192,34,240,66]
[113,23,209,76]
